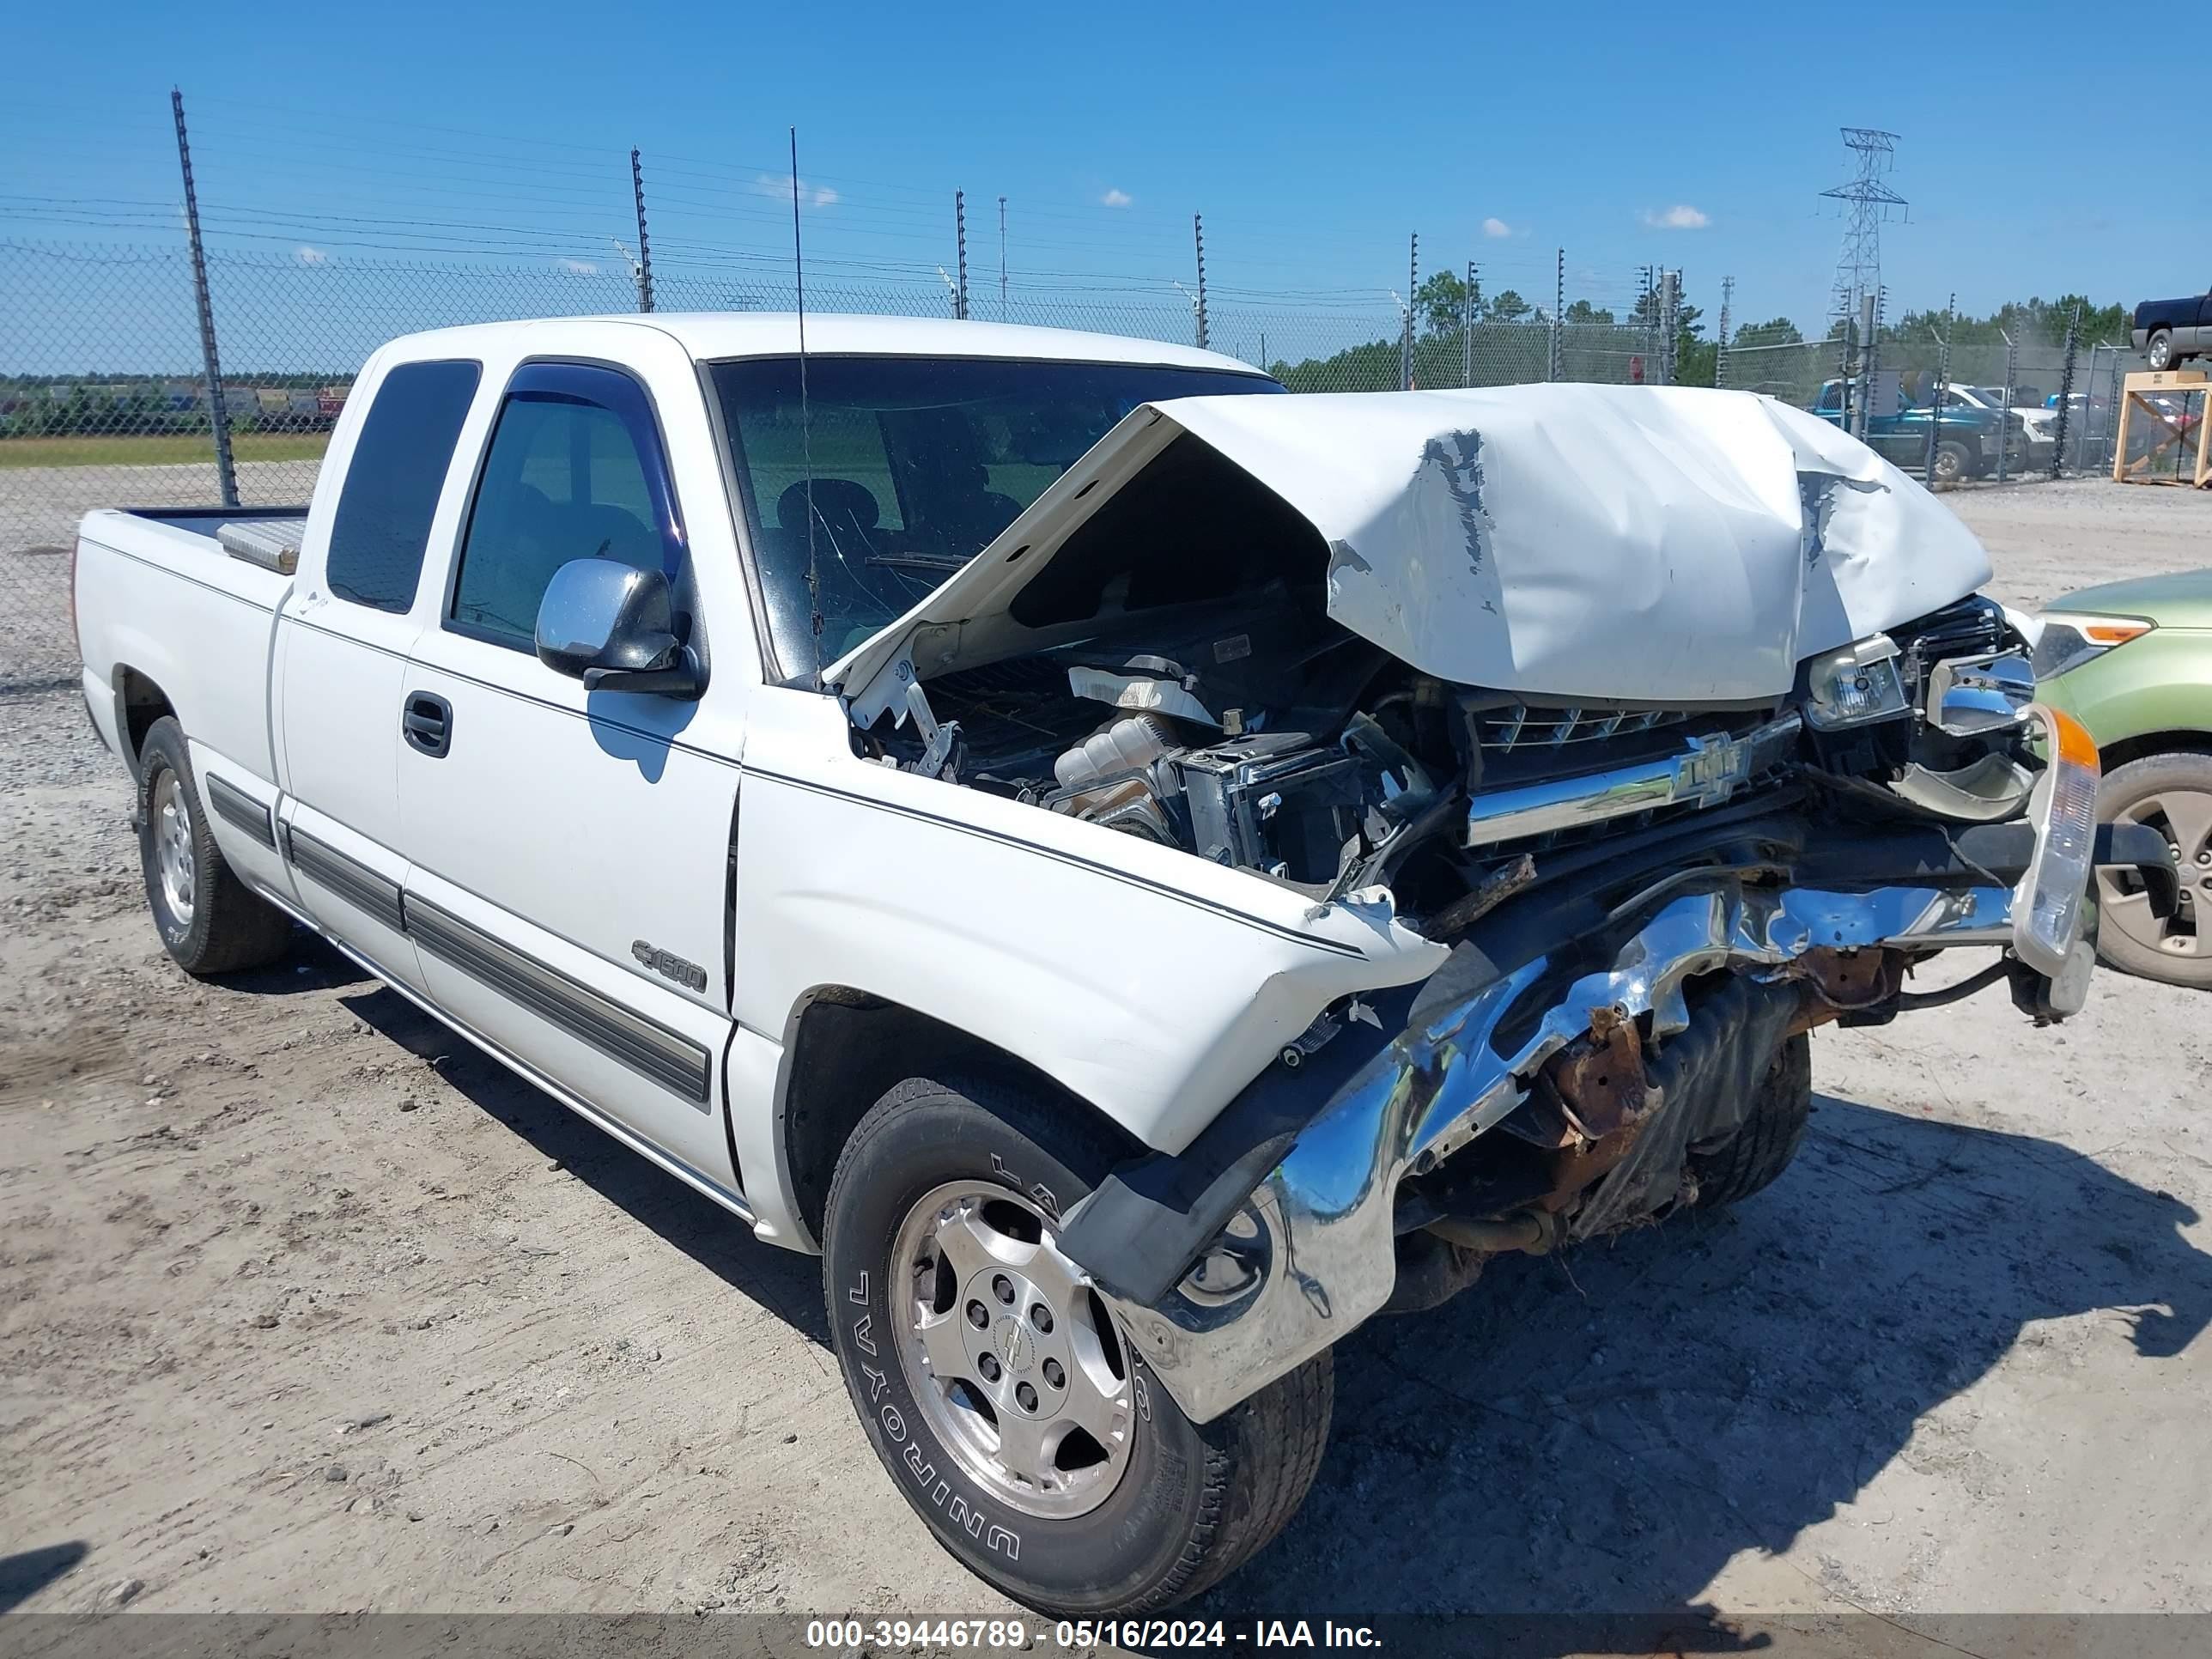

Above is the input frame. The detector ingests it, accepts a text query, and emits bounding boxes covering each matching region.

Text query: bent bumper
[1076,817,2174,1426]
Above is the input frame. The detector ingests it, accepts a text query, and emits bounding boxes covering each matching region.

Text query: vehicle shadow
[1219,1091,2211,1627]
[337,985,830,1346]
[0,1540,89,1613]
[224,929,374,996]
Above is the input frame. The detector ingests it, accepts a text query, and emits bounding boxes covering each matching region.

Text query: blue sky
[4,0,2203,371]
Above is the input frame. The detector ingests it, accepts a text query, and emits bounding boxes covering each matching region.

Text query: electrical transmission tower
[1820,128,1905,342]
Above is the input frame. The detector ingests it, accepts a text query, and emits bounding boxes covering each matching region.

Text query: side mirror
[534,559,704,698]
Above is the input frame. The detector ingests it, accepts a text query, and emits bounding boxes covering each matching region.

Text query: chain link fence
[0,237,2154,690]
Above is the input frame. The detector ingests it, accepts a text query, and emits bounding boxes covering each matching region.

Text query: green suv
[2035,569,2212,988]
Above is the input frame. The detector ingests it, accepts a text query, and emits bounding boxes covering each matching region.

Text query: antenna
[790,127,822,684]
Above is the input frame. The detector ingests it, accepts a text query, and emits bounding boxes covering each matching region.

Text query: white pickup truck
[71,313,2175,1616]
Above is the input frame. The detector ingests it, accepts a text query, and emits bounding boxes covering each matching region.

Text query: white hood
[827,383,1993,720]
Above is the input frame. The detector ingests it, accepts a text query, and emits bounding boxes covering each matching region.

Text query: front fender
[731,755,1446,1158]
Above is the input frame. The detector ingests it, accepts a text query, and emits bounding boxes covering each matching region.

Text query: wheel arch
[774,985,1146,1248]
[112,665,177,781]
[2100,730,2212,774]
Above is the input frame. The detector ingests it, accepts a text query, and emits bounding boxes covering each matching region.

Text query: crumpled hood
[827,383,1994,717]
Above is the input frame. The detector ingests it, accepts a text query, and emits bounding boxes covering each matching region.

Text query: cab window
[449,362,685,650]
[325,359,480,612]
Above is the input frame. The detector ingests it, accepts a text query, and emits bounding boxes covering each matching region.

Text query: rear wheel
[136,717,294,977]
[823,1073,1332,1616]
[2146,331,2174,372]
[1930,439,1973,484]
[2095,752,2212,989]
[1689,1032,1813,1208]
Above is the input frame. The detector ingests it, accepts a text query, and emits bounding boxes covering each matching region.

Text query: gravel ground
[1,478,2209,1637]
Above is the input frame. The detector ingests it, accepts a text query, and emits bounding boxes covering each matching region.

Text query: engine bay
[852,587,2038,937]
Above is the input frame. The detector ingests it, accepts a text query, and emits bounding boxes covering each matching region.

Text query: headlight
[1802,633,1910,729]
[2031,611,2154,680]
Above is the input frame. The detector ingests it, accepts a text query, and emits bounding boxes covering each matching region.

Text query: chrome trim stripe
[403,894,712,1106]
[205,774,276,850]
[1465,713,1802,848]
[286,825,404,933]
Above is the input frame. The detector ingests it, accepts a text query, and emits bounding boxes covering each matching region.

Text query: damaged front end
[817,383,2179,1425]
[1057,732,2173,1422]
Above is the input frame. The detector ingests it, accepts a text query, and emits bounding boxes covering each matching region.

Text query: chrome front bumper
[1102,875,2051,1426]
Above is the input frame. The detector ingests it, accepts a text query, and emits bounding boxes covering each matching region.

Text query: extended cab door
[394,331,753,1207]
[274,355,483,990]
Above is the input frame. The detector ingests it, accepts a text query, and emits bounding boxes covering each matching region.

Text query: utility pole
[1923,291,1956,488]
[954,190,969,319]
[629,148,654,313]
[997,196,1008,321]
[1550,246,1565,382]
[171,88,237,508]
[1660,270,1680,385]
[1716,274,1735,388]
[1401,231,1418,390]
[1462,260,1476,387]
[1851,291,1877,441]
[1193,214,1208,350]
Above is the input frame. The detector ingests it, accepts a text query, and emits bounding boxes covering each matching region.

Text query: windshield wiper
[864,552,970,572]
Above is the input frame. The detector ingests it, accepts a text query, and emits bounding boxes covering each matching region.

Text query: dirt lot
[3,480,2209,1632]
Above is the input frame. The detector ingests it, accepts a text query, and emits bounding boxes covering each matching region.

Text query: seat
[778,478,881,551]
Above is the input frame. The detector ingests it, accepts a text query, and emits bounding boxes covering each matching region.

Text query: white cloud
[1481,216,1513,239]
[1101,188,1133,208]
[1640,204,1711,230]
[556,257,600,276]
[756,172,838,208]
[294,246,328,265]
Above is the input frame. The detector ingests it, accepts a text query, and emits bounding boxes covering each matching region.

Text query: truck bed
[74,504,308,793]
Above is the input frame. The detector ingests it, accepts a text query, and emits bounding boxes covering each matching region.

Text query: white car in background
[1952,385,2058,460]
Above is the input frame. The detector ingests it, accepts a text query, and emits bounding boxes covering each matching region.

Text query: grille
[1476,705,1692,753]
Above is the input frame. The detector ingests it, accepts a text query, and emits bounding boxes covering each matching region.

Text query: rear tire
[2094,752,2212,989]
[1689,1032,1813,1208]
[136,717,294,977]
[2146,331,2173,372]
[823,1073,1332,1616]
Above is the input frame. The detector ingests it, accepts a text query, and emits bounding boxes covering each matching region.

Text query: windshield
[711,354,1285,677]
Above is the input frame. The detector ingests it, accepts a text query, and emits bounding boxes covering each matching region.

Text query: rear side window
[325,359,481,612]
[449,362,684,649]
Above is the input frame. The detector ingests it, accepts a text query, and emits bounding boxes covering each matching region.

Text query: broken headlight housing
[2012,704,2102,978]
[1802,633,1911,730]
[2031,612,2154,682]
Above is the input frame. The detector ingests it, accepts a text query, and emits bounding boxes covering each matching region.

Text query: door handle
[402,692,453,758]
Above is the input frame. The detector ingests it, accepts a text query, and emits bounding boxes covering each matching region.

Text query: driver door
[395,351,748,1205]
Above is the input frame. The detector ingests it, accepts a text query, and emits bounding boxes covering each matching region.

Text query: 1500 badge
[631,939,708,993]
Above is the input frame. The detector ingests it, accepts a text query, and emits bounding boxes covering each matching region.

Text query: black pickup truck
[2134,287,2211,370]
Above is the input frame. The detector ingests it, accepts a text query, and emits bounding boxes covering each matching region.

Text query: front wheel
[2094,752,2212,988]
[1688,1032,1813,1208]
[823,1074,1332,1616]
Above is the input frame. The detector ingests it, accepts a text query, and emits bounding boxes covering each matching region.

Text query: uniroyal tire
[1689,1032,1814,1209]
[823,1073,1332,1616]
[136,717,294,977]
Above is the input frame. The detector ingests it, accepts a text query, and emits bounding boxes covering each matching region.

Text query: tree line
[1267,271,2135,396]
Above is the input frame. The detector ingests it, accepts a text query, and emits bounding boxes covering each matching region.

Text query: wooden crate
[2111,368,2211,488]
